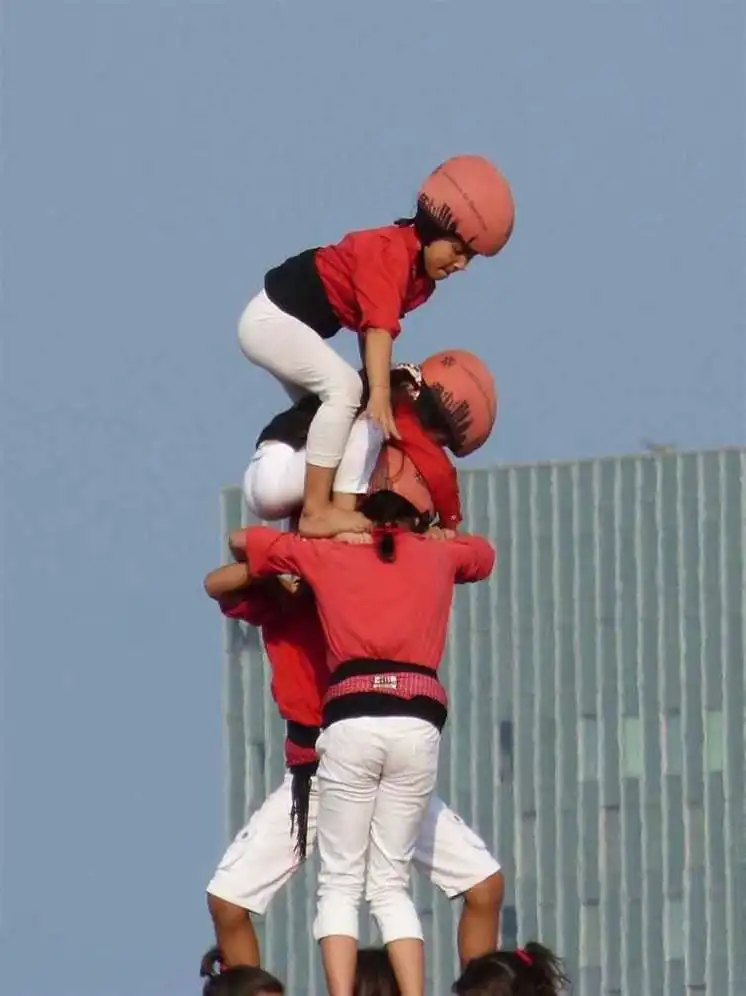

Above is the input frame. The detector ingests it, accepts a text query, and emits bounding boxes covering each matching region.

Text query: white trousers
[243,418,385,521]
[238,290,363,470]
[207,776,500,916]
[313,716,441,944]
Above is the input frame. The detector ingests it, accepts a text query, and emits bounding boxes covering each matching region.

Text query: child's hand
[366,387,400,440]
[426,527,457,541]
[334,532,373,545]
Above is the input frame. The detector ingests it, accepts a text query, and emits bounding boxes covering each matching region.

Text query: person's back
[245,526,493,671]
[243,487,495,996]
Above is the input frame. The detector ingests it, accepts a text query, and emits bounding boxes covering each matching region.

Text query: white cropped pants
[238,290,363,470]
[313,716,441,945]
[243,418,384,521]
[206,777,501,916]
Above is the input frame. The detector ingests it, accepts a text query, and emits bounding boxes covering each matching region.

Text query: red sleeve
[393,400,463,528]
[351,232,409,337]
[245,526,313,579]
[448,535,496,583]
[217,588,281,627]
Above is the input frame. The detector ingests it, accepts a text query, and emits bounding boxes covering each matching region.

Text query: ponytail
[518,942,570,995]
[199,947,285,996]
[358,491,432,564]
[290,762,315,860]
[374,525,397,563]
[200,946,223,980]
[451,942,570,996]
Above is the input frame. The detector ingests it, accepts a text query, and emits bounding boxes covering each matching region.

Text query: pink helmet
[367,446,434,516]
[418,155,515,257]
[419,350,498,457]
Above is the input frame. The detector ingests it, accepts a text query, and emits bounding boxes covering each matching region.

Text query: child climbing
[237,155,514,538]
[242,348,498,532]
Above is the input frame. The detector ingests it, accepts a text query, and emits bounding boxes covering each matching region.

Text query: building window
[501,904,518,947]
[621,717,644,778]
[499,720,514,782]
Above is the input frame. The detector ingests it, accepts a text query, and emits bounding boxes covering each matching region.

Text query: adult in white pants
[207,773,503,967]
[203,541,503,973]
[315,715,440,996]
[240,489,496,996]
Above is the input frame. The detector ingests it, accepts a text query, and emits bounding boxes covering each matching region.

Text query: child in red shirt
[237,155,513,540]
[243,491,495,996]
[243,349,498,532]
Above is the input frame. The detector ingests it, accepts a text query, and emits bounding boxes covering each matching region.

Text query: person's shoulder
[338,224,410,256]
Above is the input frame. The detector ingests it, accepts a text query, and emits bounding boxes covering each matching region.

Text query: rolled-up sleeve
[352,237,409,337]
[218,589,278,626]
[245,526,307,578]
[449,535,496,583]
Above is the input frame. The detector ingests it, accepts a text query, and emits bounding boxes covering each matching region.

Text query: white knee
[313,888,363,941]
[367,888,423,943]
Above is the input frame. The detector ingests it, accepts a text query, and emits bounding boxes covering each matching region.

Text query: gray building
[217,448,745,995]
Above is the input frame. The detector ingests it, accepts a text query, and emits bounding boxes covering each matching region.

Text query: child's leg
[206,773,319,966]
[313,719,385,996]
[411,794,504,964]
[331,416,385,511]
[243,418,383,520]
[365,718,441,996]
[238,293,367,536]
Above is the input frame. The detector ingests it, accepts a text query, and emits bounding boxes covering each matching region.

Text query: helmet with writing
[418,155,515,257]
[367,446,434,516]
[419,349,497,457]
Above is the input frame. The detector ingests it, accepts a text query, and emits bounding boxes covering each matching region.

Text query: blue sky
[2,2,743,994]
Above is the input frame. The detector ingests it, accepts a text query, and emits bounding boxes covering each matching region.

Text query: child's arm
[204,560,279,626]
[448,535,496,583]
[203,561,252,599]
[228,529,249,562]
[364,329,400,440]
[244,525,312,579]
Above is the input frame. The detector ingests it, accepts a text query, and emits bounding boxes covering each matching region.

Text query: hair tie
[515,948,532,966]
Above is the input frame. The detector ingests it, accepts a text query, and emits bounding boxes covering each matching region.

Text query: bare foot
[298,507,371,538]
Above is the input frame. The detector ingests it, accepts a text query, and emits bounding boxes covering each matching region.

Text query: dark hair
[394,204,459,246]
[358,365,420,409]
[290,761,316,860]
[200,946,284,996]
[412,383,457,450]
[452,943,570,996]
[354,947,401,996]
[256,367,456,457]
[357,490,432,562]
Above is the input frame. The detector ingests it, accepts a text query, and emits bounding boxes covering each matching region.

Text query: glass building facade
[218,448,745,995]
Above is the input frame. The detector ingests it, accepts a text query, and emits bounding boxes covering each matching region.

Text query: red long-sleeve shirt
[315,224,435,337]
[392,396,462,528]
[245,528,495,672]
[218,585,326,729]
